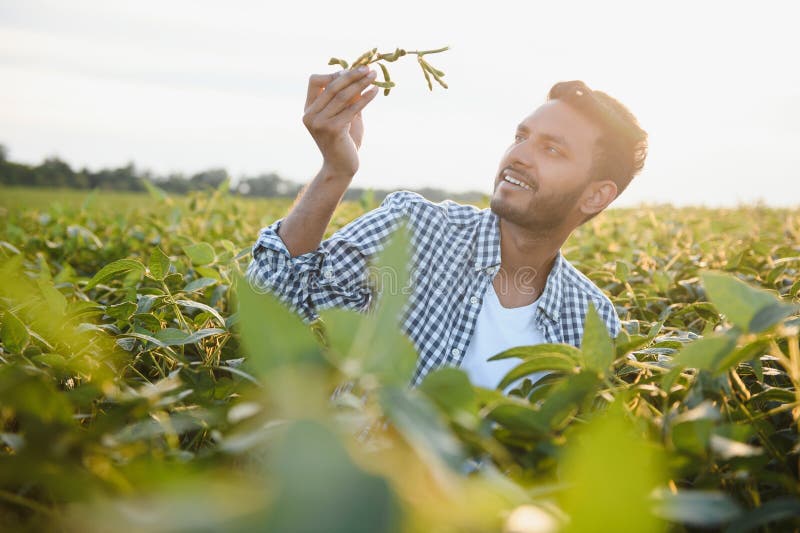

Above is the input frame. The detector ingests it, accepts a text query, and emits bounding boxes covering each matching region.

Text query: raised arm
[278,67,379,257]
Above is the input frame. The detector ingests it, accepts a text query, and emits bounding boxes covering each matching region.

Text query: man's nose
[507,141,536,169]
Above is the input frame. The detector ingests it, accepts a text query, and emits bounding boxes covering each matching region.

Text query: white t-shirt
[460,280,550,394]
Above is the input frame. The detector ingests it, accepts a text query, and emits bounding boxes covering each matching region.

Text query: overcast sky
[1,0,798,207]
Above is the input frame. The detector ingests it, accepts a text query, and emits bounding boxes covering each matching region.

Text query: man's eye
[546,146,561,155]
[514,134,524,142]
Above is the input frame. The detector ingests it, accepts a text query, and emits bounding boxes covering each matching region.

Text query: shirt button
[451,348,460,357]
[469,296,479,305]
[322,268,333,279]
[487,266,498,275]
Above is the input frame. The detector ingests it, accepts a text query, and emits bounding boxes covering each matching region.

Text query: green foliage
[702,271,797,333]
[1,186,799,531]
[579,303,615,375]
[560,402,665,533]
[0,310,29,354]
[263,420,401,533]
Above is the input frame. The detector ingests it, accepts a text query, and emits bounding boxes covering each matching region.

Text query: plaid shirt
[247,190,620,387]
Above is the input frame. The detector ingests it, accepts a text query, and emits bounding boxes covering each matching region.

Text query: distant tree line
[0,144,486,204]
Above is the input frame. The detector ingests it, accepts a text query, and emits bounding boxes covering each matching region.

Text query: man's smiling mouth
[500,170,534,191]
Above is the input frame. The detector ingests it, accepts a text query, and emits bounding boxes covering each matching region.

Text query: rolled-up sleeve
[245,191,415,323]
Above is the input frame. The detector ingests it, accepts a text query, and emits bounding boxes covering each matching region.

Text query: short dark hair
[547,80,648,198]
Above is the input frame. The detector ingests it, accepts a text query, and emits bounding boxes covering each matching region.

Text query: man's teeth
[503,174,532,190]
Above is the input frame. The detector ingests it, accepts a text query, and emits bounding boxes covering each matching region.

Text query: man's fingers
[330,85,379,128]
[305,72,339,109]
[305,67,372,116]
[321,71,378,118]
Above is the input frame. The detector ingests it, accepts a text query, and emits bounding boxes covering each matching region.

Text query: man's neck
[495,218,571,305]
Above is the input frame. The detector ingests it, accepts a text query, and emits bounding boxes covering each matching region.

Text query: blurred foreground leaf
[264,420,400,533]
[561,402,665,533]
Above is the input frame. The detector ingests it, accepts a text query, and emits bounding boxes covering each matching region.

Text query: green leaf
[184,277,218,292]
[175,299,226,327]
[496,355,576,391]
[183,242,216,266]
[536,371,599,429]
[154,327,226,346]
[714,338,770,375]
[379,386,465,474]
[701,271,789,332]
[235,274,325,376]
[748,386,795,405]
[194,266,221,281]
[673,333,738,373]
[709,434,763,460]
[141,178,170,203]
[580,304,614,375]
[614,333,651,358]
[486,402,549,437]
[0,365,73,424]
[318,222,416,386]
[418,367,477,416]
[615,260,630,282]
[1,309,30,353]
[749,302,798,333]
[85,259,145,290]
[653,270,671,293]
[36,278,67,316]
[33,352,69,369]
[672,419,714,456]
[265,420,400,533]
[670,401,720,456]
[148,247,171,280]
[653,489,741,528]
[105,301,138,320]
[488,343,581,362]
[320,308,416,386]
[488,372,599,436]
[562,402,665,533]
[726,497,800,533]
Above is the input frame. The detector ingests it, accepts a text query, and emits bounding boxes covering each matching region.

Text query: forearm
[277,165,353,257]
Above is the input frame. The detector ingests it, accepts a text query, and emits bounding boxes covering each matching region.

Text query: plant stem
[406,46,450,55]
[0,489,54,516]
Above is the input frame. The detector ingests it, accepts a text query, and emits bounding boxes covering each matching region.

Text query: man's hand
[303,67,379,179]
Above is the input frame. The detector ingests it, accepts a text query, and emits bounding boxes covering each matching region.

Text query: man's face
[490,99,603,232]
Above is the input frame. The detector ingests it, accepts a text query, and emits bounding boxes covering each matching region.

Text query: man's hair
[547,80,648,198]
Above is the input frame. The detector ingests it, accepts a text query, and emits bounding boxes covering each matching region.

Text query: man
[246,66,647,390]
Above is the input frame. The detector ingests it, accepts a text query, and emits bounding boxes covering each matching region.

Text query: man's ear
[580,179,618,217]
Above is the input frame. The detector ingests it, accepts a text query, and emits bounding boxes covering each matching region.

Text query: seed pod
[431,73,448,89]
[419,58,448,89]
[418,57,433,91]
[377,62,392,95]
[351,47,378,68]
[429,65,445,78]
[378,62,391,83]
[328,57,349,69]
[325,45,447,94]
[381,47,406,62]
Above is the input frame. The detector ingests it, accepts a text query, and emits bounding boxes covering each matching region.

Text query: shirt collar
[471,208,563,322]
[471,208,501,271]
[536,252,563,322]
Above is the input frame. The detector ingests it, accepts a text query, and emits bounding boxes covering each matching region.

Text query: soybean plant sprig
[327,46,449,96]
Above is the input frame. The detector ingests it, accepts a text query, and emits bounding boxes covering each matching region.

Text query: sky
[1,0,798,207]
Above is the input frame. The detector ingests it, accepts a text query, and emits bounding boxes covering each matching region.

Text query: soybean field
[1,185,799,532]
